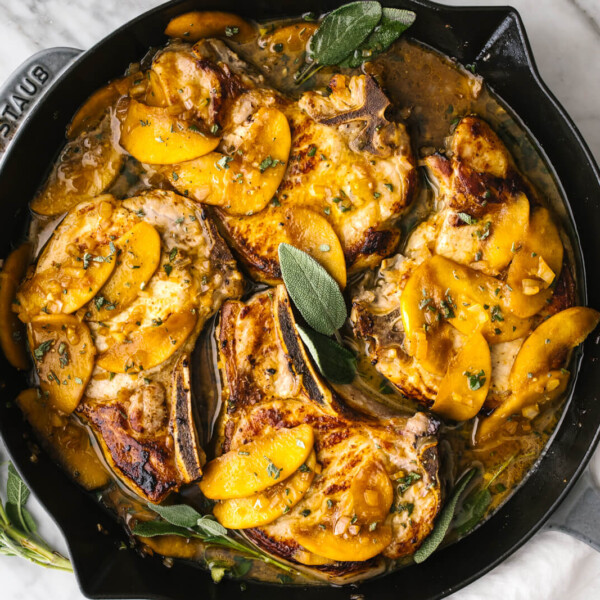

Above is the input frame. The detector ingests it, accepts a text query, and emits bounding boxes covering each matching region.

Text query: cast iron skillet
[0,1,599,598]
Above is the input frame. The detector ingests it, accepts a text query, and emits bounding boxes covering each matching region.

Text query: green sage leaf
[147,503,202,528]
[414,467,477,563]
[307,1,382,66]
[278,243,347,336]
[340,8,416,67]
[131,520,191,538]
[297,324,356,384]
[7,463,30,508]
[195,515,228,538]
[454,487,492,536]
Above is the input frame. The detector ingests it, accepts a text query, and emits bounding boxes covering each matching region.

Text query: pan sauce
[10,14,587,586]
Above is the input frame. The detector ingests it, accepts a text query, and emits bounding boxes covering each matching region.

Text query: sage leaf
[414,467,477,563]
[195,515,228,538]
[340,8,416,67]
[297,324,356,384]
[454,487,492,536]
[0,462,70,570]
[307,1,382,66]
[132,520,191,538]
[147,502,202,528]
[278,243,347,336]
[7,463,30,507]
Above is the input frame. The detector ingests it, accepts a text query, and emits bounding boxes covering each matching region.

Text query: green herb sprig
[296,2,416,84]
[0,462,72,571]
[453,454,517,536]
[278,243,356,384]
[132,503,296,577]
[414,467,477,563]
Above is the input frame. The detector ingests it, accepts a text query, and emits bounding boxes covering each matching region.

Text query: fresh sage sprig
[297,324,356,384]
[296,1,416,83]
[278,243,356,384]
[414,467,477,563]
[0,462,72,571]
[453,453,517,536]
[278,243,346,336]
[133,503,296,578]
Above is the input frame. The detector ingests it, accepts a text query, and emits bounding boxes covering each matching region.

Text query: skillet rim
[0,1,599,599]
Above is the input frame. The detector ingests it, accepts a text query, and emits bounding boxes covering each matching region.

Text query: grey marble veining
[0,1,599,599]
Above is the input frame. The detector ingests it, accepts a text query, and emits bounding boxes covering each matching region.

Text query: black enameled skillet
[0,1,599,598]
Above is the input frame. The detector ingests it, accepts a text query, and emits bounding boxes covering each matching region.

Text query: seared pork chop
[351,116,574,411]
[212,285,440,581]
[159,41,416,281]
[74,190,244,501]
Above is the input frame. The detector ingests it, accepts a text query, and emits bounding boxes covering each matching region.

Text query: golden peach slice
[294,521,392,563]
[435,192,530,274]
[0,243,32,369]
[16,388,110,490]
[506,207,564,318]
[119,99,219,165]
[213,451,317,529]
[400,256,532,369]
[17,244,117,319]
[67,74,137,139]
[28,315,95,414]
[96,309,197,374]
[86,221,161,321]
[432,332,491,421]
[285,207,347,288]
[510,306,599,390]
[477,306,600,441]
[259,23,318,53]
[31,125,123,216]
[200,424,314,500]
[164,11,255,43]
[349,461,394,522]
[168,107,291,215]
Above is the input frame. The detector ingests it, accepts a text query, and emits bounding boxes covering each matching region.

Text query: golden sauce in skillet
[15,16,579,586]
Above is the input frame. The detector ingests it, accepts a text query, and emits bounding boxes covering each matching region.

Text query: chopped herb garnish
[464,369,486,391]
[457,212,477,225]
[265,457,282,479]
[397,472,422,494]
[34,340,53,361]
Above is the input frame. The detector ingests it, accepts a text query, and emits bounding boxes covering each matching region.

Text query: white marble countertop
[0,1,599,599]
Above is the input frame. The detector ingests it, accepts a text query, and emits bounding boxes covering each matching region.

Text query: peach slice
[0,243,32,369]
[164,11,255,43]
[28,315,95,414]
[348,460,394,522]
[432,332,491,421]
[285,207,347,288]
[67,74,137,139]
[96,308,197,374]
[119,98,219,164]
[200,424,314,500]
[168,107,291,215]
[294,521,393,563]
[16,388,110,490]
[85,221,161,321]
[31,125,123,216]
[17,244,116,319]
[259,23,318,53]
[400,255,533,369]
[435,192,530,274]
[506,207,564,318]
[213,451,317,529]
[478,306,600,441]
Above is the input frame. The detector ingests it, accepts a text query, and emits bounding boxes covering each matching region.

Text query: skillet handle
[0,47,81,159]
[545,466,600,551]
